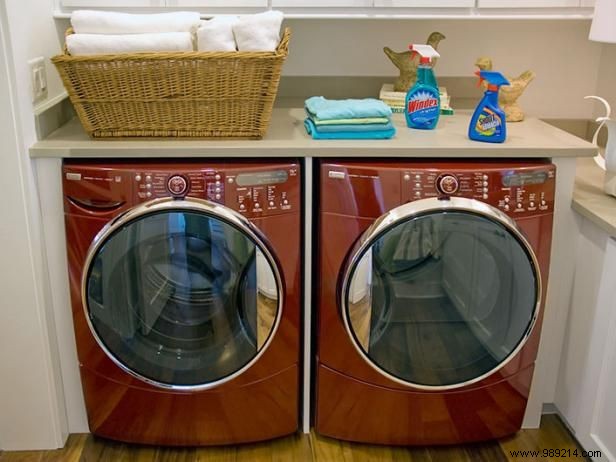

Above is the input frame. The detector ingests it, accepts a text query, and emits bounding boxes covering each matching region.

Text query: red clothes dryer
[63,159,301,445]
[315,160,555,445]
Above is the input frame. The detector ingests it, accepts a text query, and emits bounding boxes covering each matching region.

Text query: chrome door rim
[339,196,542,392]
[81,197,284,391]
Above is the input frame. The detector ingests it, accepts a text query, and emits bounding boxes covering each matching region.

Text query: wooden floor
[0,415,588,462]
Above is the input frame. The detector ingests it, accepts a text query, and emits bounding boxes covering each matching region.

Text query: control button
[215,194,221,200]
[530,201,535,208]
[167,175,189,196]
[414,191,421,197]
[227,177,234,184]
[403,174,411,181]
[135,174,142,181]
[517,203,523,209]
[215,181,221,186]
[145,175,152,182]
[215,187,221,193]
[436,174,459,195]
[482,174,488,181]
[505,197,510,203]
[483,187,488,193]
[146,191,152,198]
[504,204,510,211]
[240,204,246,210]
[415,183,421,188]
[541,200,546,206]
[146,183,152,189]
[215,174,221,180]
[254,203,260,209]
[415,174,421,180]
[283,199,289,205]
[483,194,488,199]
[269,201,275,207]
[482,181,488,187]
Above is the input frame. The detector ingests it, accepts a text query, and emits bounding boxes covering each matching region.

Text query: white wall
[282,19,603,119]
[595,43,616,108]
[51,17,603,120]
[0,0,68,451]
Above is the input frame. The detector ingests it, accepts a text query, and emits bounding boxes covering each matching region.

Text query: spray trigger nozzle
[408,44,440,64]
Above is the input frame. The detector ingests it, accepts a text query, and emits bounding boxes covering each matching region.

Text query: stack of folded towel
[304,96,396,140]
[67,11,200,55]
[67,10,284,55]
[197,11,283,52]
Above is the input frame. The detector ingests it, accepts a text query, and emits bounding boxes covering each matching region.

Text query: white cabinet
[167,0,266,6]
[272,0,372,6]
[375,0,474,6]
[60,0,164,7]
[555,218,616,462]
[478,0,580,6]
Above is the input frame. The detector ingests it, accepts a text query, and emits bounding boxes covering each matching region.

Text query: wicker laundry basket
[52,28,291,139]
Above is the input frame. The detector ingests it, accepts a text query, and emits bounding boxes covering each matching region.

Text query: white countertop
[573,157,616,238]
[29,108,596,159]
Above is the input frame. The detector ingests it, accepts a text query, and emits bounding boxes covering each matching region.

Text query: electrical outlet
[28,57,48,104]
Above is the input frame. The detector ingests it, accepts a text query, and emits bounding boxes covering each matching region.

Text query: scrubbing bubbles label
[476,110,503,137]
[407,90,440,129]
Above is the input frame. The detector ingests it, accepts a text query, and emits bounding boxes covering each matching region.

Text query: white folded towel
[197,16,238,52]
[233,10,284,52]
[66,32,194,55]
[71,10,201,35]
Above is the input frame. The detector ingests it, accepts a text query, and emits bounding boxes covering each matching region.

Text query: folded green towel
[305,96,393,120]
[304,118,396,140]
[311,115,391,126]
[309,120,395,133]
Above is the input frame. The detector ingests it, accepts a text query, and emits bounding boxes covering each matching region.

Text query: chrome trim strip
[81,197,284,392]
[339,196,543,392]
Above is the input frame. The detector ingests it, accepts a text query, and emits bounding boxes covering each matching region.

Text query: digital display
[502,172,548,187]
[235,170,289,187]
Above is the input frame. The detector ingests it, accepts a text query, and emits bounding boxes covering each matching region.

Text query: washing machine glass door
[341,197,541,390]
[83,198,282,390]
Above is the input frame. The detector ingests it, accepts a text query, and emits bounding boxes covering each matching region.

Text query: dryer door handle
[67,196,125,211]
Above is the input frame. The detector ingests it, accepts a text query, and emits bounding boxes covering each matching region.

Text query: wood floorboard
[0,414,587,462]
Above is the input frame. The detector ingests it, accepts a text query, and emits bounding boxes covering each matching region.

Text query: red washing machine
[63,159,300,445]
[315,160,555,445]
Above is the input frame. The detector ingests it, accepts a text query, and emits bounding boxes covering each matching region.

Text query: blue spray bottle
[469,71,510,143]
[405,44,441,130]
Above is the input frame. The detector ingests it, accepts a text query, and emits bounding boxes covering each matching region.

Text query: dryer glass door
[83,198,282,390]
[342,198,540,390]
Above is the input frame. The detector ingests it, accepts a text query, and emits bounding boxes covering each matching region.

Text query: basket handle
[276,28,291,56]
[63,27,74,55]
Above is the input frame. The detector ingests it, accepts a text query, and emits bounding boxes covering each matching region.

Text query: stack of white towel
[67,10,284,56]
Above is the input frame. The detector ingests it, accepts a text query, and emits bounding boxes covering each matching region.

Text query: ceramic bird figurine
[384,32,446,92]
[475,57,535,122]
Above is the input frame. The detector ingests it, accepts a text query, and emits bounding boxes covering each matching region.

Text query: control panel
[132,165,299,216]
[402,165,556,217]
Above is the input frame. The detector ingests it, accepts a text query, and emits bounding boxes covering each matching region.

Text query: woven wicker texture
[52,28,290,139]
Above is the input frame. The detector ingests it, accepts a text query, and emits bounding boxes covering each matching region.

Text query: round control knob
[504,204,510,211]
[403,174,411,181]
[269,201,275,207]
[283,199,289,205]
[145,175,152,182]
[254,203,260,209]
[167,175,189,196]
[146,191,152,198]
[436,174,460,195]
[135,174,142,182]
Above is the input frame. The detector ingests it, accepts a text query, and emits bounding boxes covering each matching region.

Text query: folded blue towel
[304,118,396,140]
[311,120,396,133]
[305,96,393,120]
